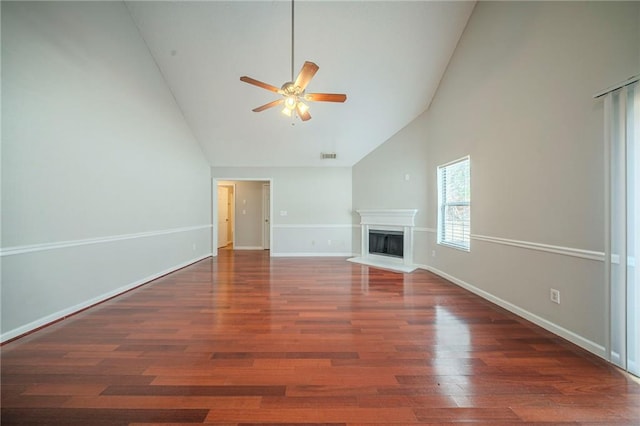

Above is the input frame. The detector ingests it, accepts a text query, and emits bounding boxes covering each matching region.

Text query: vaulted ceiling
[126,1,475,167]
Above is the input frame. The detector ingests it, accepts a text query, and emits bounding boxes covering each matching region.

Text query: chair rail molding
[471,234,604,262]
[0,225,212,257]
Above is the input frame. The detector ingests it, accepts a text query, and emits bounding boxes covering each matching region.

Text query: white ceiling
[125,1,475,167]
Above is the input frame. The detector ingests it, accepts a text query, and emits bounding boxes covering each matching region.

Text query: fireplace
[348,209,418,273]
[369,230,404,258]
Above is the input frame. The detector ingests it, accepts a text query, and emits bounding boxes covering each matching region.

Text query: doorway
[217,185,234,249]
[214,179,272,254]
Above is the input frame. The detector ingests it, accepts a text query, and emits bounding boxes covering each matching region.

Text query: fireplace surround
[348,209,418,273]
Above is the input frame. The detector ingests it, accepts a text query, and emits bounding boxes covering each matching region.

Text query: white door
[262,184,270,250]
[217,186,229,248]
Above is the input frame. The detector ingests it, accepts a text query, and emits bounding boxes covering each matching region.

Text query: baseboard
[1,254,212,343]
[415,263,606,360]
[233,246,265,250]
[271,252,354,257]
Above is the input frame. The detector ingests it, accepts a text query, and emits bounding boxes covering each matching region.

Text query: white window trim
[437,155,471,252]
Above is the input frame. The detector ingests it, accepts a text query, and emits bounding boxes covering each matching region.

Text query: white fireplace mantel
[356,209,418,227]
[348,209,418,273]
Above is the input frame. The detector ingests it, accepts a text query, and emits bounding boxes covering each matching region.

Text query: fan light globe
[297,102,309,114]
[285,95,297,110]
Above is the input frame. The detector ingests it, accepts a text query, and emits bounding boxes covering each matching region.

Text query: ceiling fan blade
[240,76,282,94]
[252,98,284,112]
[296,104,311,121]
[294,61,319,91]
[304,93,347,103]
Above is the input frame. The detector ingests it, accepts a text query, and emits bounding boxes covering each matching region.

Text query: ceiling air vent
[321,152,337,160]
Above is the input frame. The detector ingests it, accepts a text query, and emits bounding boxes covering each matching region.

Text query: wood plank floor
[2,250,639,425]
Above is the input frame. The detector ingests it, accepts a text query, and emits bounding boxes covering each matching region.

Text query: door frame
[262,183,270,250]
[212,177,273,257]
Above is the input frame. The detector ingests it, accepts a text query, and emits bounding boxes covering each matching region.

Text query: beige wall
[1,2,212,340]
[353,1,640,356]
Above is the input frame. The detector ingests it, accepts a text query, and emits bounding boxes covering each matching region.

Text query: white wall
[353,1,639,357]
[213,167,353,256]
[1,2,212,341]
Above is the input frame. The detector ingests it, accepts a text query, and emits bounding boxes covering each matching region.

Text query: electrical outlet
[550,288,560,304]
[431,250,436,257]
[328,240,332,245]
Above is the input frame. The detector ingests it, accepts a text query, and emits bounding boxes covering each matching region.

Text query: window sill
[437,241,470,252]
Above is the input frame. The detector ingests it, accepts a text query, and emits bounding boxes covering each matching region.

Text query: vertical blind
[603,79,638,377]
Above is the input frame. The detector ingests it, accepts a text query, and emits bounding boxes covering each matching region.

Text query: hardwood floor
[2,250,639,425]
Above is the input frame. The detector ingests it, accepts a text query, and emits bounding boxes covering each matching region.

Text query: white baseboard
[415,263,606,360]
[233,246,265,250]
[1,254,212,343]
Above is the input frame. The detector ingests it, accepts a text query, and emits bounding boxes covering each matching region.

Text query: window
[437,156,470,251]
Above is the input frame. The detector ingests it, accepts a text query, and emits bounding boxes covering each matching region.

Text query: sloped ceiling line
[125,1,475,167]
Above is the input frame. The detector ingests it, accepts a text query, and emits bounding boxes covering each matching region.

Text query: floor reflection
[434,305,472,393]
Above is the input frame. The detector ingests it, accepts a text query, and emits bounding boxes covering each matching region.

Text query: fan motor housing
[281,82,303,96]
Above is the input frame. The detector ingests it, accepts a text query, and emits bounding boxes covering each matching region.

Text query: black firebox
[368,230,404,258]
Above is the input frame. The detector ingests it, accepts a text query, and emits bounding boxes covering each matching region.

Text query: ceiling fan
[239,1,347,121]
